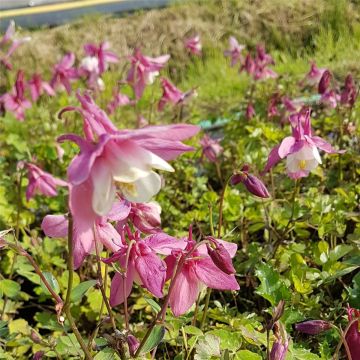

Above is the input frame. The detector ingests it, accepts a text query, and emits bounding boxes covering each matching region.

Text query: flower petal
[109,267,135,307]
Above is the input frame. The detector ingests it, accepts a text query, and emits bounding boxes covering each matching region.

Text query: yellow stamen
[299,160,307,170]
[117,182,138,197]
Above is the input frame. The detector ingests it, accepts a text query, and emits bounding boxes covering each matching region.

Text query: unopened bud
[127,334,140,356]
[206,240,235,275]
[31,329,42,344]
[318,70,331,94]
[295,320,332,335]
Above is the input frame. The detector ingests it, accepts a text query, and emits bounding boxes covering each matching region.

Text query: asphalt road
[0,0,171,30]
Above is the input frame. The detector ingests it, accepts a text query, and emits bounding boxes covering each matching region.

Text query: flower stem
[200,288,211,330]
[123,240,136,331]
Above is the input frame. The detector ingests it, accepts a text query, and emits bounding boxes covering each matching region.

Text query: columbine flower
[127,48,170,99]
[245,102,255,120]
[83,41,119,74]
[107,87,132,114]
[267,95,280,118]
[42,199,130,268]
[128,201,162,234]
[295,320,332,335]
[185,35,202,56]
[0,21,31,70]
[105,231,186,306]
[320,89,339,109]
[199,134,223,163]
[158,77,190,111]
[270,323,289,360]
[240,54,256,76]
[28,74,55,102]
[164,232,238,316]
[231,164,270,198]
[224,36,245,66]
[59,92,200,216]
[0,70,31,121]
[24,163,67,201]
[206,237,236,275]
[318,70,332,95]
[302,61,326,87]
[50,53,78,94]
[340,74,357,107]
[346,307,360,359]
[262,109,344,179]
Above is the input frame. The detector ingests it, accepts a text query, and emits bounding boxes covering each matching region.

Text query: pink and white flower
[127,48,170,99]
[224,36,245,66]
[83,41,119,74]
[262,109,344,179]
[301,61,326,87]
[50,53,78,94]
[185,35,202,56]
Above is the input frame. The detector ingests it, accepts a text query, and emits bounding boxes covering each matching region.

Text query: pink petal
[144,233,187,255]
[96,222,122,252]
[278,136,296,158]
[109,265,135,307]
[41,215,68,238]
[262,144,281,174]
[311,136,345,154]
[194,258,239,290]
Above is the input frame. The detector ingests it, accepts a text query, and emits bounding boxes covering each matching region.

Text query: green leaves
[255,263,291,305]
[40,271,60,296]
[0,279,20,298]
[70,280,97,303]
[139,325,166,354]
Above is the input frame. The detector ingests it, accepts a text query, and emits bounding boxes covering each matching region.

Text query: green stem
[123,240,136,331]
[200,288,211,330]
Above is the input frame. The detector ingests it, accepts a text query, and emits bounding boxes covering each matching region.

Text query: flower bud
[30,329,42,344]
[318,70,331,94]
[33,351,44,360]
[231,169,270,199]
[130,202,161,234]
[340,74,357,107]
[270,322,289,360]
[206,240,235,275]
[346,307,360,359]
[246,102,255,120]
[127,334,140,356]
[295,320,332,335]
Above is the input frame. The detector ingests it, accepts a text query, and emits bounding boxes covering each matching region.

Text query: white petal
[312,146,322,164]
[286,153,299,172]
[148,152,174,172]
[120,172,161,203]
[91,160,116,216]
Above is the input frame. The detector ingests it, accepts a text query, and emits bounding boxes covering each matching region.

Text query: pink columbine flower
[50,53,78,94]
[59,92,200,216]
[164,234,239,316]
[267,95,280,118]
[346,307,360,359]
[0,70,31,121]
[245,102,256,120]
[158,77,187,111]
[107,87,132,114]
[129,201,162,234]
[231,164,270,198]
[185,35,202,56]
[295,320,332,335]
[340,74,357,107]
[24,163,67,201]
[320,89,339,109]
[255,44,274,67]
[127,48,170,99]
[302,61,326,87]
[240,53,256,76]
[0,21,31,70]
[199,134,223,163]
[42,199,130,268]
[270,324,289,360]
[28,74,55,102]
[262,109,344,179]
[78,56,104,90]
[105,231,187,306]
[84,41,119,74]
[318,70,332,95]
[224,36,245,66]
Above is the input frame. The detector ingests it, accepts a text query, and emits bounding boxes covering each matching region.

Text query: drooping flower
[0,70,31,121]
[340,74,357,107]
[24,163,67,201]
[185,35,202,56]
[83,41,119,74]
[28,74,55,102]
[78,56,104,90]
[206,237,236,275]
[107,87,132,114]
[42,198,130,268]
[164,233,239,316]
[231,164,270,198]
[345,306,360,359]
[50,53,78,94]
[158,77,193,111]
[59,92,200,216]
[318,70,332,95]
[295,320,332,335]
[240,54,256,76]
[0,21,31,70]
[267,95,280,118]
[255,44,274,67]
[320,89,339,109]
[128,201,162,234]
[262,109,344,179]
[224,36,245,67]
[105,230,187,306]
[199,134,223,163]
[301,61,326,87]
[127,48,170,99]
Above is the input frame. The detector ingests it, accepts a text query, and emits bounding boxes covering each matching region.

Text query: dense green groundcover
[0,0,359,359]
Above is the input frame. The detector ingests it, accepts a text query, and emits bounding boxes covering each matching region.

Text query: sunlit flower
[340,74,357,107]
[0,70,31,121]
[185,35,202,56]
[127,48,170,99]
[28,74,55,102]
[301,61,326,87]
[83,41,119,74]
[224,36,245,66]
[50,53,78,94]
[262,109,344,178]
[199,134,223,163]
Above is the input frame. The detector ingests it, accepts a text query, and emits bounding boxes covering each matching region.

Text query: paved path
[0,0,170,30]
